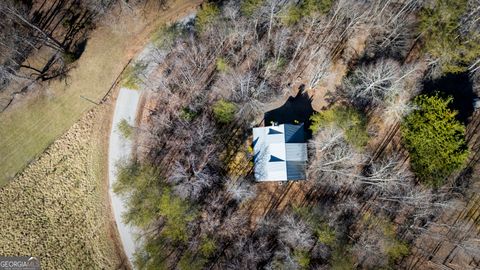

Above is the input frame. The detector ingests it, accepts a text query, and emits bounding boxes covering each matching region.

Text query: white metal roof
[252,124,307,181]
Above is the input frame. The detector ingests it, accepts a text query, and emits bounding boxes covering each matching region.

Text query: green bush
[134,237,170,270]
[293,206,337,247]
[317,224,336,246]
[122,61,147,90]
[216,57,230,73]
[114,162,197,243]
[266,57,287,72]
[178,251,207,270]
[180,107,198,122]
[152,23,184,50]
[241,0,264,17]
[330,246,354,270]
[177,237,214,270]
[281,0,333,25]
[195,2,220,32]
[310,107,369,148]
[199,237,217,256]
[361,213,410,265]
[293,249,310,269]
[159,188,198,243]
[114,162,162,228]
[401,94,469,187]
[117,119,134,139]
[387,240,409,263]
[419,0,480,73]
[212,100,237,124]
[281,6,303,26]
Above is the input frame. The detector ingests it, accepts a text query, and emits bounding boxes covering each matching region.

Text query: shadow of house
[264,86,316,139]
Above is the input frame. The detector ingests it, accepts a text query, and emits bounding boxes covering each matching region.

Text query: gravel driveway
[108,88,140,266]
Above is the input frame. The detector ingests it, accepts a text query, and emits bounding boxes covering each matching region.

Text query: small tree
[195,2,220,32]
[281,0,333,25]
[212,100,237,124]
[310,107,369,148]
[152,23,184,50]
[159,187,198,243]
[216,57,230,73]
[122,61,147,89]
[419,0,480,74]
[113,162,161,228]
[241,0,264,17]
[401,94,469,187]
[117,119,134,139]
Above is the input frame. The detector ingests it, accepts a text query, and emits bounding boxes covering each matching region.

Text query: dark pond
[422,72,478,124]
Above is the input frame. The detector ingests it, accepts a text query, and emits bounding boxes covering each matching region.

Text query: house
[252,124,308,181]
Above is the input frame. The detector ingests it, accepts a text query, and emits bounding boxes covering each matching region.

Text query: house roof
[252,124,308,181]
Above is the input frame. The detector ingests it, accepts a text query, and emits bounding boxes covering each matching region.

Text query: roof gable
[284,124,305,143]
[252,124,308,181]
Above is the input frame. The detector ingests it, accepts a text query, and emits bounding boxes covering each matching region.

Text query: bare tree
[215,71,268,120]
[364,0,421,58]
[168,144,217,200]
[308,126,365,188]
[267,245,300,270]
[362,155,414,194]
[353,218,390,268]
[226,177,256,203]
[307,48,331,89]
[278,214,315,250]
[343,59,402,107]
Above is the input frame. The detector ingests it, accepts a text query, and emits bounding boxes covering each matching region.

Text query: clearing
[0,0,203,186]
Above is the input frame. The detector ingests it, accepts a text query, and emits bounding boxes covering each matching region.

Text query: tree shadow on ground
[422,72,477,124]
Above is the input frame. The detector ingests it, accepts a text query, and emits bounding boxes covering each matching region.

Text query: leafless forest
[0,0,169,110]
[111,0,480,269]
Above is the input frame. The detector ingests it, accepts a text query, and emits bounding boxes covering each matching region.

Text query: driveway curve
[108,88,141,266]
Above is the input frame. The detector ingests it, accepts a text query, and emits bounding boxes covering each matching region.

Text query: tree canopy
[310,107,369,149]
[195,2,220,32]
[401,94,469,187]
[282,0,333,25]
[212,100,237,124]
[419,0,480,74]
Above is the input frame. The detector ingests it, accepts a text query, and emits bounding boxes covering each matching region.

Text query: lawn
[0,0,202,186]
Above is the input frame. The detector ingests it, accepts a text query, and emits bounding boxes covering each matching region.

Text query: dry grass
[0,103,122,269]
[0,0,203,186]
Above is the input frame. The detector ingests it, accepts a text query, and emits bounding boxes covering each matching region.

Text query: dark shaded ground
[264,85,316,139]
[423,72,477,124]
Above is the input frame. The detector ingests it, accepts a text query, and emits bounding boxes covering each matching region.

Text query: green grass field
[0,0,202,186]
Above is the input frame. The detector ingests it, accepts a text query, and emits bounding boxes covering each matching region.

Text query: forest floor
[307,27,369,111]
[0,0,203,186]
[245,28,370,226]
[0,98,128,269]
